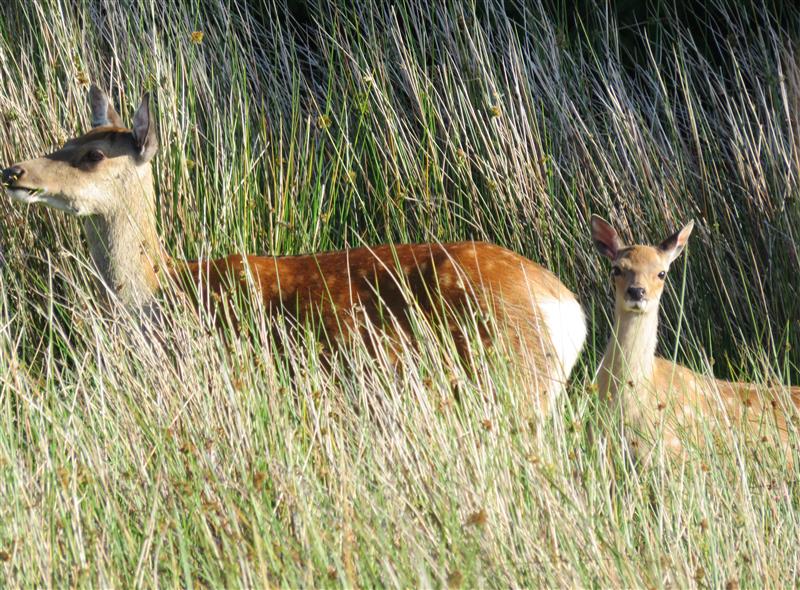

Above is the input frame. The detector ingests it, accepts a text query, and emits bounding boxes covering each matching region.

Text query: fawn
[1,85,587,411]
[591,215,799,461]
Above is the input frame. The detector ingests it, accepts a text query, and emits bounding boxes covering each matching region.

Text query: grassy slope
[0,0,798,586]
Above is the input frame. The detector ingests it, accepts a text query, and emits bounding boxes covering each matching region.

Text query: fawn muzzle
[623,286,649,312]
[1,165,24,187]
[626,287,646,301]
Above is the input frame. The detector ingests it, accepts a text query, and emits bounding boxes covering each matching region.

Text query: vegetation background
[0,0,798,586]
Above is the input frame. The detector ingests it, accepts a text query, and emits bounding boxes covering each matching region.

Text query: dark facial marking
[44,128,135,164]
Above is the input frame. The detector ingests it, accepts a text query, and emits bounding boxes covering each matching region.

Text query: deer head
[591,215,694,315]
[2,85,157,217]
[2,86,164,308]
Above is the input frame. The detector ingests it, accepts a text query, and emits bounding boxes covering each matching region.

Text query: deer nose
[626,287,646,301]
[1,165,25,187]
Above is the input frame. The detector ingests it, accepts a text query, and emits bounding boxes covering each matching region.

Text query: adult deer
[591,215,799,461]
[1,86,586,411]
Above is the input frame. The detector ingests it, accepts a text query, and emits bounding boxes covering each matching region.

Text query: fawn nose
[626,287,646,301]
[1,165,24,187]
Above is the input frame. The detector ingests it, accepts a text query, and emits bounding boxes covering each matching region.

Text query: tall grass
[0,0,798,586]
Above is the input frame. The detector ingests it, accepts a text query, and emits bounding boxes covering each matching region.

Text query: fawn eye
[658,271,666,280]
[83,149,105,163]
[612,267,622,276]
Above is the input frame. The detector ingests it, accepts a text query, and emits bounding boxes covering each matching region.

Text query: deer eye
[83,149,105,163]
[658,271,666,280]
[612,267,622,276]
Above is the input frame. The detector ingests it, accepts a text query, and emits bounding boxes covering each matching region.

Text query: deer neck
[80,169,168,310]
[598,303,660,400]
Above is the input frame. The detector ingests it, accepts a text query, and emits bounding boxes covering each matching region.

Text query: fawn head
[591,215,694,314]
[2,85,157,216]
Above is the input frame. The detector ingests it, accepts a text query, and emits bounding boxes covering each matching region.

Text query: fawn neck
[80,167,167,309]
[598,302,660,400]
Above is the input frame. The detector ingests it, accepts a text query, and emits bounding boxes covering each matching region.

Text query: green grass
[0,0,798,586]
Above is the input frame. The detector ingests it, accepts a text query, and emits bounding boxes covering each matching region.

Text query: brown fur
[168,241,578,409]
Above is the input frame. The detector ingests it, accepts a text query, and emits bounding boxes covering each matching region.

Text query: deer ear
[88,85,123,128]
[659,220,695,263]
[591,215,623,261]
[131,93,158,162]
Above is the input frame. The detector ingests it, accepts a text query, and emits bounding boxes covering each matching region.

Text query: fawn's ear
[88,85,123,128]
[658,220,695,263]
[132,93,158,162]
[591,215,623,261]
